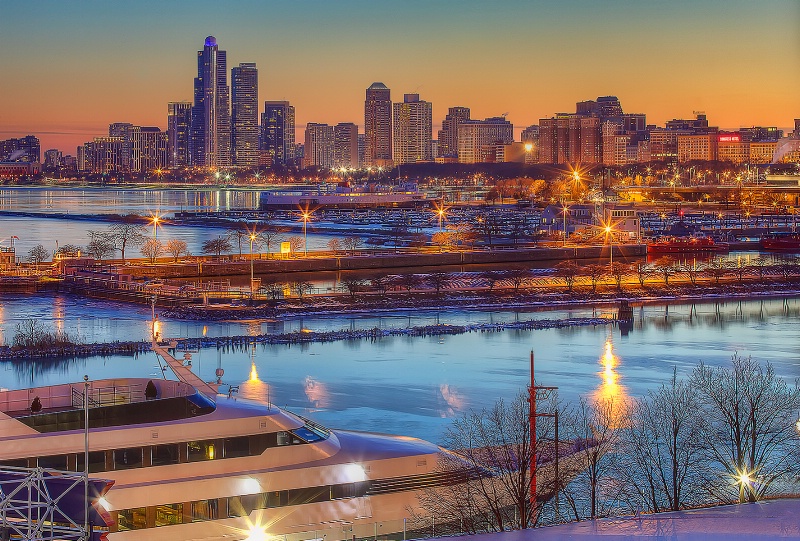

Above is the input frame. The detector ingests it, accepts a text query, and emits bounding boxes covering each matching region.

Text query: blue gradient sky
[1,0,798,154]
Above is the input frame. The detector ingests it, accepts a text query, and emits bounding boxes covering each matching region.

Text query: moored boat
[760,233,800,251]
[647,236,729,255]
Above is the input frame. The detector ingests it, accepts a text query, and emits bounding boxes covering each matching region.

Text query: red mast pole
[529,351,536,510]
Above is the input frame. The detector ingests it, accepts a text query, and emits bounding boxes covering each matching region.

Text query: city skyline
[1,0,798,155]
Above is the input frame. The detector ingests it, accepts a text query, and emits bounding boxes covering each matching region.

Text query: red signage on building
[719,134,741,142]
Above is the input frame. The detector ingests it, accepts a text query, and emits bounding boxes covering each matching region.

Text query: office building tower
[190,36,231,168]
[167,102,192,167]
[457,117,514,164]
[260,101,295,166]
[81,137,125,174]
[437,107,471,158]
[364,82,392,167]
[130,127,168,173]
[231,62,259,167]
[43,149,62,170]
[334,123,359,169]
[302,123,335,169]
[393,94,433,164]
[357,134,365,167]
[108,123,133,171]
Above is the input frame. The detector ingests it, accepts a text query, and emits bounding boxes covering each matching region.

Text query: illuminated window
[191,499,218,522]
[188,440,217,462]
[155,503,183,527]
[117,507,146,531]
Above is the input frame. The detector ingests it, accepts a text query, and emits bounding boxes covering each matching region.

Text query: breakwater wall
[0,316,616,362]
[123,245,646,279]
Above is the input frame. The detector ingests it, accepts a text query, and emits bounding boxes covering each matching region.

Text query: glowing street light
[150,214,161,239]
[604,223,615,270]
[562,204,569,247]
[433,202,448,232]
[737,469,753,503]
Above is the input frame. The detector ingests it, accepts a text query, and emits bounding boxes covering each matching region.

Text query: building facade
[364,82,392,167]
[0,136,40,163]
[231,62,259,167]
[393,94,433,164]
[437,107,471,159]
[167,102,192,168]
[260,101,295,166]
[334,123,359,169]
[302,123,335,169]
[457,117,514,164]
[130,127,168,173]
[190,36,231,168]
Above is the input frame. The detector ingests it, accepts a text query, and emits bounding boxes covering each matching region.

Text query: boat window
[38,455,68,470]
[223,436,249,458]
[288,486,329,506]
[191,499,217,522]
[331,481,370,500]
[114,448,143,470]
[277,430,303,446]
[155,503,183,527]
[248,433,276,455]
[151,444,180,466]
[0,459,28,468]
[265,490,287,508]
[117,507,147,531]
[227,494,266,518]
[188,440,218,462]
[77,451,107,473]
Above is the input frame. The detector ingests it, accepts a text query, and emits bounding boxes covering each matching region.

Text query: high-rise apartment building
[0,136,40,163]
[190,36,231,168]
[80,137,125,174]
[302,123,335,169]
[334,123,359,169]
[260,101,295,166]
[167,102,192,167]
[231,62,259,167]
[108,123,133,171]
[364,82,392,167]
[393,94,433,164]
[437,107,471,159]
[457,117,514,164]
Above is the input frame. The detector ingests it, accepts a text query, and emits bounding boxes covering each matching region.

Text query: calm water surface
[1,293,798,445]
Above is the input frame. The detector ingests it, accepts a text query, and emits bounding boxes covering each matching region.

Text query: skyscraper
[167,102,192,167]
[130,127,168,173]
[108,122,133,171]
[437,107,471,158]
[260,101,295,166]
[190,36,231,168]
[393,94,433,164]
[457,117,514,164]
[231,62,259,167]
[334,123,359,169]
[364,82,392,167]
[302,123,335,169]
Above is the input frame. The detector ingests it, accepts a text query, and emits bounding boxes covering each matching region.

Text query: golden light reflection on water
[593,339,630,416]
[239,361,271,404]
[303,376,330,409]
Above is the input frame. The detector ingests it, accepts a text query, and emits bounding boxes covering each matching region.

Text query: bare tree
[396,273,421,292]
[108,223,146,263]
[562,397,621,520]
[164,239,188,262]
[226,221,250,258]
[426,272,450,294]
[507,268,531,292]
[342,236,362,255]
[750,256,772,280]
[27,244,50,267]
[258,226,284,259]
[258,278,286,300]
[653,257,677,286]
[555,261,579,292]
[370,276,391,296]
[682,261,704,286]
[202,236,232,258]
[431,231,454,252]
[340,277,366,299]
[85,236,115,261]
[289,280,313,299]
[609,262,628,292]
[140,238,164,263]
[327,237,342,255]
[704,260,731,285]
[480,270,503,292]
[691,354,800,503]
[619,370,708,513]
[287,235,304,256]
[415,391,557,533]
[633,261,651,287]
[584,264,606,294]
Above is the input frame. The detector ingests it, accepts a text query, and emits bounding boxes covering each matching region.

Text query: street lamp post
[562,204,569,247]
[605,225,614,270]
[151,215,160,239]
[302,212,310,257]
[249,233,256,297]
[83,374,90,539]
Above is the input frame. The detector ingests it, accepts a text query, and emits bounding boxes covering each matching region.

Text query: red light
[719,135,741,142]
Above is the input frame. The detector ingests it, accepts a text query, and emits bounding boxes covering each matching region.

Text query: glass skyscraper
[190,36,231,168]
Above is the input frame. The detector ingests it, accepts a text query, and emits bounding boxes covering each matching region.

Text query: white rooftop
[456,499,800,540]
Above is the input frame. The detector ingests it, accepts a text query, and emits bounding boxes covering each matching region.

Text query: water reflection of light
[438,384,466,417]
[53,296,65,334]
[303,376,330,408]
[239,362,271,404]
[593,340,629,409]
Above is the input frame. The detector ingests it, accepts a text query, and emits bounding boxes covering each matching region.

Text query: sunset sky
[1,0,798,155]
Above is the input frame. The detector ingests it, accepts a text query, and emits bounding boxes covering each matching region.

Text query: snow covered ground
[457,499,800,540]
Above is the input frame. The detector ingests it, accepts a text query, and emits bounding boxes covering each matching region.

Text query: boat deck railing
[0,378,196,418]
